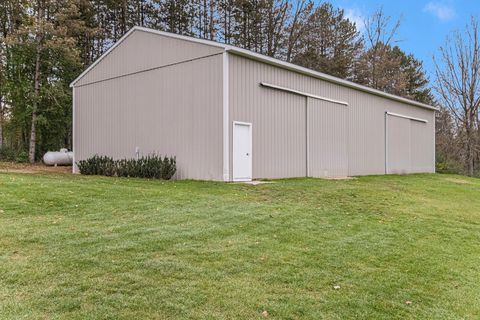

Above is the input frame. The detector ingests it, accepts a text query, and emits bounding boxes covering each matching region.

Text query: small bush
[76,155,116,176]
[0,146,16,161]
[16,151,29,163]
[0,146,29,163]
[77,154,176,180]
[436,157,462,175]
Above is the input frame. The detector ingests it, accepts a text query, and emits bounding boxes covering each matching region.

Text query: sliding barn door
[308,98,348,177]
[386,113,431,174]
[386,115,412,174]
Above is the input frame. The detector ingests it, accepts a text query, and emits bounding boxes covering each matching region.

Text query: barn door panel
[308,99,348,177]
[386,115,412,174]
[410,120,431,173]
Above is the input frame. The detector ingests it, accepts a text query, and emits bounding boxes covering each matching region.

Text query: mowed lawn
[0,172,479,319]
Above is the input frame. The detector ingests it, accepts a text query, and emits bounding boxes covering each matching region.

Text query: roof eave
[70,27,138,88]
[225,47,438,111]
[70,26,438,112]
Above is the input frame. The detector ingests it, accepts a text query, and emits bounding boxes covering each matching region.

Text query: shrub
[16,151,29,163]
[435,156,462,175]
[77,154,176,180]
[76,155,115,176]
[0,147,29,163]
[0,146,16,161]
[161,156,176,180]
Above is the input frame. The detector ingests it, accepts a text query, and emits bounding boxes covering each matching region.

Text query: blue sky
[326,0,480,80]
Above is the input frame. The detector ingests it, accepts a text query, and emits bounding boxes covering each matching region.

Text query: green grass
[0,172,479,319]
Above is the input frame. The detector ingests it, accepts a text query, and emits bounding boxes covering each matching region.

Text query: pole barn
[71,26,437,181]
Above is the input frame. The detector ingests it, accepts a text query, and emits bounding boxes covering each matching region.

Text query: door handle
[246,153,249,156]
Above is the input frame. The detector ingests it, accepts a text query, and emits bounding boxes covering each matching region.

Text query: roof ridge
[71,26,437,111]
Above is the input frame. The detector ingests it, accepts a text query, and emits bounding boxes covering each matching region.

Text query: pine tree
[291,3,362,79]
[6,0,84,161]
[399,51,434,104]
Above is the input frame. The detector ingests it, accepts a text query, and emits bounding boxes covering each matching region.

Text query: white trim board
[260,82,349,106]
[72,87,76,173]
[386,112,428,123]
[70,26,438,112]
[223,52,230,181]
[384,112,388,174]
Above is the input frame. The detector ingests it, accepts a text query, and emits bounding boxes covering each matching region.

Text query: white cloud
[423,1,456,21]
[345,8,365,32]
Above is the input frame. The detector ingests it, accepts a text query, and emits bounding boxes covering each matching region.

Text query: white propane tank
[43,148,74,166]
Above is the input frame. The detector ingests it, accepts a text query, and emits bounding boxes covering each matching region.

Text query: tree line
[1,0,478,176]
[434,18,480,176]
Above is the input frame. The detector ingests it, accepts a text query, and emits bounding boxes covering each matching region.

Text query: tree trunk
[29,47,41,163]
[209,0,215,40]
[0,99,3,148]
[0,106,3,149]
[121,0,128,34]
[29,2,44,164]
[465,119,475,176]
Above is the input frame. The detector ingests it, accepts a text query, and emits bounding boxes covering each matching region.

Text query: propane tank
[43,148,74,166]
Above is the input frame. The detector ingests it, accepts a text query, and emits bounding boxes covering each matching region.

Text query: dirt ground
[0,162,72,174]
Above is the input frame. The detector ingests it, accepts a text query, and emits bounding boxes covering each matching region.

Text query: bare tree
[434,17,480,176]
[284,0,313,62]
[356,7,403,90]
[364,7,401,49]
[264,0,289,58]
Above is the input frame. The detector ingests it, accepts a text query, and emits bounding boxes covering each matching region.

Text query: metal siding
[348,95,435,176]
[229,55,306,179]
[74,54,223,180]
[387,116,412,174]
[308,98,348,177]
[410,120,433,173]
[76,29,224,87]
[229,54,435,179]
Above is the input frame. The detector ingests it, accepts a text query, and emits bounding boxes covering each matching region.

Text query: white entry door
[233,121,252,181]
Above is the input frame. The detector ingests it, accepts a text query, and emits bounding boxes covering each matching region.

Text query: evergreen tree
[291,3,362,79]
[399,51,434,104]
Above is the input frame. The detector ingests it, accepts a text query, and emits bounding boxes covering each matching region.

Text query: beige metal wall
[387,116,412,174]
[76,29,223,87]
[228,65,307,179]
[228,53,435,179]
[74,30,435,181]
[74,35,224,180]
[308,98,348,177]
[410,120,433,173]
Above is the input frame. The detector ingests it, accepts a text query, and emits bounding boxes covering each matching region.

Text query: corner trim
[223,52,230,181]
[385,112,388,174]
[72,87,77,173]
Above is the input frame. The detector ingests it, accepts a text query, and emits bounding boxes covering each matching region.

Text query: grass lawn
[0,172,479,319]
